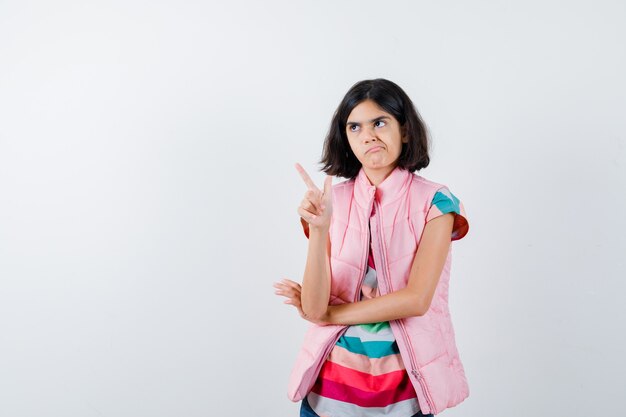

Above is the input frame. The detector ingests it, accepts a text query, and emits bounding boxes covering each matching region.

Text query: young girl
[274,79,470,417]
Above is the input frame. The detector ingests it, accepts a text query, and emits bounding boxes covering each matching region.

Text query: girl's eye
[375,120,386,128]
[349,125,359,132]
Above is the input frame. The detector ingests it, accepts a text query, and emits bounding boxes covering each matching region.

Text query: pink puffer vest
[287,165,469,415]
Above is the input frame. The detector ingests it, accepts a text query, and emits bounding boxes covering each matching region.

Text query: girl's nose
[361,126,378,142]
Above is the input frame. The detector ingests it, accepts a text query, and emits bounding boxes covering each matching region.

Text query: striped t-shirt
[306,188,466,417]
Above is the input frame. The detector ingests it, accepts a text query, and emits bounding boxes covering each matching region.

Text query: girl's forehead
[347,100,393,122]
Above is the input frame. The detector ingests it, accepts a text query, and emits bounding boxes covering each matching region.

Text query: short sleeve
[426,187,469,241]
[300,216,310,239]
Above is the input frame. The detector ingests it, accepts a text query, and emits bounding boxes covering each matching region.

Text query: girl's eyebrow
[346,115,390,125]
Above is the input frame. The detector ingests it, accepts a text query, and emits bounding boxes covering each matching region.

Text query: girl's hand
[295,163,333,231]
[273,278,330,325]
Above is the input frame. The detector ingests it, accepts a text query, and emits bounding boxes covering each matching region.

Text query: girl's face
[345,99,408,181]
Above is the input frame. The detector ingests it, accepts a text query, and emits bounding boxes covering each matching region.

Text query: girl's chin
[363,157,388,167]
[362,162,393,170]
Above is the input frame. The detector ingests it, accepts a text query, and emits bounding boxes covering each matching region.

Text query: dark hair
[319,78,430,179]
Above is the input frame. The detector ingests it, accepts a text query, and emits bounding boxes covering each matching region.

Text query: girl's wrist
[309,225,329,234]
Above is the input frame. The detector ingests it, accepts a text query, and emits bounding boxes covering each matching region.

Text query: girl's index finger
[295,163,319,191]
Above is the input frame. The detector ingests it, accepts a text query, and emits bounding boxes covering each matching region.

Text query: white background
[1,1,625,416]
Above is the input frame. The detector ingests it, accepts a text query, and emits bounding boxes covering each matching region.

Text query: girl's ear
[401,125,409,143]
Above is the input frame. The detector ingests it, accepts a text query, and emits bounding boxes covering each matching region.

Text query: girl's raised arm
[294,164,334,322]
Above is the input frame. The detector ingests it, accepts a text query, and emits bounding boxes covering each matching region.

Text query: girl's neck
[363,165,397,187]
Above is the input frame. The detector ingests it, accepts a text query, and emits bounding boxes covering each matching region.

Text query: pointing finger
[295,163,319,191]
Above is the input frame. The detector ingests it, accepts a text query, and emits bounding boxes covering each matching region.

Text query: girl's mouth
[366,146,383,154]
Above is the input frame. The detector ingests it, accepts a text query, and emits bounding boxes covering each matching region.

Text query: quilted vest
[287,165,469,415]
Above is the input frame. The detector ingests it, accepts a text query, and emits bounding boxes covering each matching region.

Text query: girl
[274,79,470,417]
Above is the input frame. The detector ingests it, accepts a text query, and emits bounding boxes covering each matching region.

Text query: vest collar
[354,165,412,208]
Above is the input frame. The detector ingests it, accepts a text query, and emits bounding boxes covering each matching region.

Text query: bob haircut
[319,78,431,179]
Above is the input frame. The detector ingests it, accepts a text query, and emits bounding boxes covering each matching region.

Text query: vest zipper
[373,199,435,414]
[355,195,375,302]
[400,320,435,414]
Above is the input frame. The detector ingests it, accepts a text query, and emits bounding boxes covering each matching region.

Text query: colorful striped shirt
[306,188,465,417]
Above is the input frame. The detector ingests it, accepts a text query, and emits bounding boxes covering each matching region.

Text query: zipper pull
[411,369,422,380]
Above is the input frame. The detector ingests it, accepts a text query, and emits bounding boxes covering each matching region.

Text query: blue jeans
[300,396,434,417]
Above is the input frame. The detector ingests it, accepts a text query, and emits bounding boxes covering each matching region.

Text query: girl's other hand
[295,163,333,231]
[273,279,329,325]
